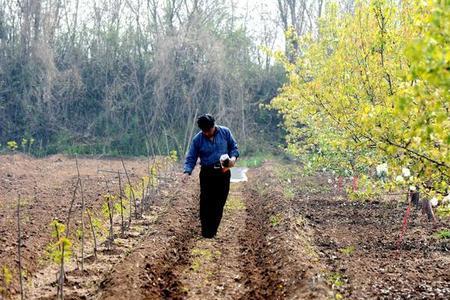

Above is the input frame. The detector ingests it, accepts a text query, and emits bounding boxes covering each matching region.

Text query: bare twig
[141,177,145,216]
[75,155,85,272]
[17,194,24,300]
[121,158,137,221]
[97,169,126,175]
[66,178,80,237]
[118,171,125,236]
[58,246,64,300]
[86,210,97,259]
[55,221,64,299]
[103,180,114,248]
[107,197,114,248]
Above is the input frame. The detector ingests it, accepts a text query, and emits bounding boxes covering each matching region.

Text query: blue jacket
[184,126,239,174]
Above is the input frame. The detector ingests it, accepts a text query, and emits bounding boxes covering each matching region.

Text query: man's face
[202,126,215,138]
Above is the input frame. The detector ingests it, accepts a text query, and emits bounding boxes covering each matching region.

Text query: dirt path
[93,168,330,300]
[160,170,330,300]
[178,185,247,299]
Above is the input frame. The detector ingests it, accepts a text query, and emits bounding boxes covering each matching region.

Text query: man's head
[197,114,216,138]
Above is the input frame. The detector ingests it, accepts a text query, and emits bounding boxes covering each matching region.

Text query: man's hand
[229,156,237,168]
[182,172,191,184]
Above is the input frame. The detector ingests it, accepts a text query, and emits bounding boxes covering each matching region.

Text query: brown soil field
[1,156,449,299]
[0,154,157,297]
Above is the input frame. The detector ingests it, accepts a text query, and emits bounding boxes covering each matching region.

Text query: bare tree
[0,0,283,156]
[276,0,326,60]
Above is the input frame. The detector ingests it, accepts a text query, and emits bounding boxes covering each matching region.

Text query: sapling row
[5,156,166,298]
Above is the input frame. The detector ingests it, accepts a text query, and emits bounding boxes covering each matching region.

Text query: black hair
[197,114,215,131]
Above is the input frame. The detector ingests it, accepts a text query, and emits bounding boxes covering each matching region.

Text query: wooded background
[0,0,356,156]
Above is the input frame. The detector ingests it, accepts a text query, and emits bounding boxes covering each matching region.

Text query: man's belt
[202,162,222,170]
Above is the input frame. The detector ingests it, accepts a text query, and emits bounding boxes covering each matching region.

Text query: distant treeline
[0,0,286,157]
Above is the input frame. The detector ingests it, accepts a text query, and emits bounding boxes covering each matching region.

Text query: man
[183,114,239,238]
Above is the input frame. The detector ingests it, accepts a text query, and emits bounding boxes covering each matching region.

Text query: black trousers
[199,168,231,238]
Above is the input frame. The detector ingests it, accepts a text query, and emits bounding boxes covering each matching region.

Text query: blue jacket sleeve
[184,138,199,174]
[227,129,239,159]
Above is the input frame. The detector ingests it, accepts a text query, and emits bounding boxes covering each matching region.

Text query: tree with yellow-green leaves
[271,0,449,201]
